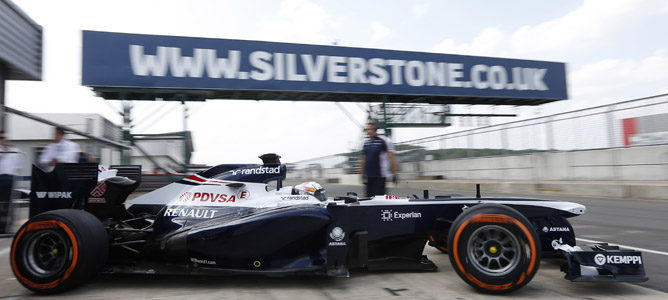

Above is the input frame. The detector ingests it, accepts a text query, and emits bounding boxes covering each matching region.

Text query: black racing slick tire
[10,209,108,294]
[447,204,540,294]
[428,234,449,254]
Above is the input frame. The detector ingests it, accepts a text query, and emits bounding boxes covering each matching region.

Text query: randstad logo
[231,166,280,176]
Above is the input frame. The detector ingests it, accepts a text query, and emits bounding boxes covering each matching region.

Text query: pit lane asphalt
[0,185,666,299]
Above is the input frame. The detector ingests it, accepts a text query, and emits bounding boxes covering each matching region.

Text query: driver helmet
[293,181,327,201]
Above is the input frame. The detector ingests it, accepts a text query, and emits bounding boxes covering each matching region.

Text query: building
[5,113,123,177]
[131,133,193,174]
[4,113,193,180]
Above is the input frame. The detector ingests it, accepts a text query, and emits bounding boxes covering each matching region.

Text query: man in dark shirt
[360,122,397,197]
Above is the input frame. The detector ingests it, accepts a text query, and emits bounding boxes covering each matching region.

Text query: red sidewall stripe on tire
[452,213,537,291]
[11,220,79,290]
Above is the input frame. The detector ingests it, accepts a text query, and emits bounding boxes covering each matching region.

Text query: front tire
[447,204,540,294]
[10,209,108,294]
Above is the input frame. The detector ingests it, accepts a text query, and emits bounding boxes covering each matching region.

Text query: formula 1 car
[10,154,647,294]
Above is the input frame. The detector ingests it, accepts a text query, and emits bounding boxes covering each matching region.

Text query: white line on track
[577,237,668,257]
[0,247,9,256]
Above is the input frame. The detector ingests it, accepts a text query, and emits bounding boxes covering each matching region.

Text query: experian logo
[380,209,422,221]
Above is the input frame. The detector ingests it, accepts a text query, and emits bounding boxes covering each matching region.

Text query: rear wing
[29,164,143,217]
[110,165,142,185]
[29,163,98,217]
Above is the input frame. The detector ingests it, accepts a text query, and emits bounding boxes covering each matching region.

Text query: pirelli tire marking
[448,205,540,294]
[11,220,79,290]
[10,210,108,294]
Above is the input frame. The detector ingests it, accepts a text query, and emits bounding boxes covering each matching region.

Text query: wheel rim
[466,225,521,276]
[22,229,71,278]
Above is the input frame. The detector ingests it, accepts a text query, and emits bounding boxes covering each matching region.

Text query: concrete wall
[297,145,668,200]
[414,145,668,181]
[395,179,668,201]
[132,155,183,174]
[415,155,536,180]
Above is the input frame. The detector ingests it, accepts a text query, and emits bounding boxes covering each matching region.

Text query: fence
[291,93,668,181]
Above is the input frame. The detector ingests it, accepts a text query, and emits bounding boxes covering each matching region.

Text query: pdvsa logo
[177,190,248,203]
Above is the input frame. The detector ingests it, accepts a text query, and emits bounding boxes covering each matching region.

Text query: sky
[5,0,668,164]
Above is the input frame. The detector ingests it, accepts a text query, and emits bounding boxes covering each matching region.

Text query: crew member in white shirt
[0,130,23,233]
[38,127,81,172]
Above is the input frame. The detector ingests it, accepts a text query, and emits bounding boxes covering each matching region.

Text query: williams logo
[328,227,346,246]
[381,209,422,221]
[90,182,107,197]
[190,257,216,265]
[36,191,72,199]
[88,198,106,203]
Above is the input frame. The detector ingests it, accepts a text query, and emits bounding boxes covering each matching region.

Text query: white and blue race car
[10,154,647,294]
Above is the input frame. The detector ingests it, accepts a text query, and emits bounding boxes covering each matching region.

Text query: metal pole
[606,105,616,148]
[546,116,555,150]
[0,65,5,131]
[182,100,188,172]
[182,99,188,132]
[121,101,133,164]
[501,125,508,155]
[606,105,619,180]
[440,137,446,160]
[2,106,129,149]
[382,96,391,137]
[467,130,474,158]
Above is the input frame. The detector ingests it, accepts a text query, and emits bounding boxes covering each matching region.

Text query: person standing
[38,127,81,172]
[0,131,23,233]
[360,121,397,197]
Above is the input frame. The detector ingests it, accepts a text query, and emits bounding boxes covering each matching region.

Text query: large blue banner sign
[82,30,568,101]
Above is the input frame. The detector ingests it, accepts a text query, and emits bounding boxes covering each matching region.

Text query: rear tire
[10,209,108,294]
[447,204,540,294]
